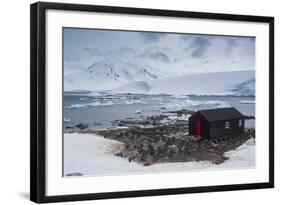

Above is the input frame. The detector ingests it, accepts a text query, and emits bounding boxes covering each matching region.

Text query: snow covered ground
[64,133,255,177]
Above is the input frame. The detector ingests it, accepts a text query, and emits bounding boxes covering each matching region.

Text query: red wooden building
[188,107,246,139]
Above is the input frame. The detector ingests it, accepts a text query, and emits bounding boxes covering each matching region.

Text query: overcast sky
[64,28,255,75]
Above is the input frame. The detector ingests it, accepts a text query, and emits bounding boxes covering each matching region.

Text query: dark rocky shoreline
[65,109,255,166]
[96,125,255,166]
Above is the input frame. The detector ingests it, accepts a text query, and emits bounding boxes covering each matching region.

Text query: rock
[213,158,225,164]
[144,154,154,164]
[114,152,123,157]
[165,109,194,115]
[66,172,83,176]
[75,123,88,129]
[168,144,180,154]
[136,110,142,114]
[65,126,74,129]
[143,163,151,166]
[64,126,74,133]
[95,115,254,166]
[211,142,218,147]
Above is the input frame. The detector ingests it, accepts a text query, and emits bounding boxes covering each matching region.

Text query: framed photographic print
[30,2,274,203]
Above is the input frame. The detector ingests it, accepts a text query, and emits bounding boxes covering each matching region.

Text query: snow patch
[222,138,255,168]
[64,133,255,176]
[160,114,191,124]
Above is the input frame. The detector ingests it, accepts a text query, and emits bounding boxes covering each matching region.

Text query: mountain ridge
[64,57,166,91]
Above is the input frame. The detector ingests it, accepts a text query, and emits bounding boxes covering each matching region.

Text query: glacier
[114,70,255,96]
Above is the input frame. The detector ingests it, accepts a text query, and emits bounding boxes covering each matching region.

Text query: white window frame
[225,121,230,129]
[238,119,242,127]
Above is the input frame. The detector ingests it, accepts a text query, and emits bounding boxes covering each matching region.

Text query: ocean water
[63,93,255,131]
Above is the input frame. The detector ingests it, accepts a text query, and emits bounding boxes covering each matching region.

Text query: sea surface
[64,93,255,131]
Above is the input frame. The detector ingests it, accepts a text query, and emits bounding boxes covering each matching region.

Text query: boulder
[75,123,88,129]
[66,172,83,176]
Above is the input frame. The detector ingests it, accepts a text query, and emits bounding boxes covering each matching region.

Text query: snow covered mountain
[114,70,255,96]
[64,53,255,96]
[64,58,166,91]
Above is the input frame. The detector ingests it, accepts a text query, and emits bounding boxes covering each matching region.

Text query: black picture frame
[30,2,274,203]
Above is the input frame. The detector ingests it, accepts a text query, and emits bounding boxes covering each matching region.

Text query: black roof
[196,107,245,122]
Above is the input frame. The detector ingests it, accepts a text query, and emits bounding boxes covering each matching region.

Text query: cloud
[139,32,166,43]
[181,35,212,58]
[84,47,92,52]
[189,36,211,58]
[173,58,181,63]
[225,38,238,56]
[64,28,256,76]
[106,46,137,58]
[83,47,102,56]
[64,54,80,62]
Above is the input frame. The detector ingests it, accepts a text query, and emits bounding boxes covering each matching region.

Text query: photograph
[63,28,256,177]
[30,2,274,202]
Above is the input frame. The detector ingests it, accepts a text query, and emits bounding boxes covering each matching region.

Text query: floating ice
[79,97,90,101]
[68,101,114,109]
[240,100,255,104]
[172,95,190,99]
[165,99,229,109]
[167,114,191,121]
[67,99,147,109]
[124,99,147,105]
